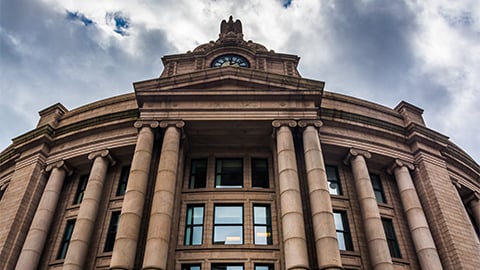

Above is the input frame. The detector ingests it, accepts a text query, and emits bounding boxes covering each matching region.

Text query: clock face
[211,54,250,68]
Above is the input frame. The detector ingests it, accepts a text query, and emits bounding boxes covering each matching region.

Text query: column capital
[88,149,116,166]
[272,120,297,128]
[298,120,323,128]
[387,159,415,174]
[134,120,159,129]
[343,148,371,165]
[46,160,73,176]
[159,120,185,129]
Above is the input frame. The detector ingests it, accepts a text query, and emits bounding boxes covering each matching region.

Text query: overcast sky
[1,0,479,163]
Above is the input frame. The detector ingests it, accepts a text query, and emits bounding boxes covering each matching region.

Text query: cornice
[134,66,324,92]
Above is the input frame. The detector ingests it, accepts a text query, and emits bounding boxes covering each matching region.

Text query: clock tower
[159,16,301,77]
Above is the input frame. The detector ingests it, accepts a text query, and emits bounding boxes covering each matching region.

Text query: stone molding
[387,159,415,174]
[272,120,297,128]
[159,120,185,129]
[87,149,116,166]
[134,120,159,129]
[45,160,73,176]
[343,148,371,165]
[298,120,323,128]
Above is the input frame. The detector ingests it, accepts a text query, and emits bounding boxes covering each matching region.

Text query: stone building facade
[1,17,479,270]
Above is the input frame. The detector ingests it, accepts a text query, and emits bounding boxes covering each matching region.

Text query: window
[73,174,88,204]
[382,218,401,258]
[333,211,353,251]
[255,264,274,270]
[252,158,269,188]
[57,219,76,259]
[370,174,386,203]
[213,205,243,244]
[116,165,130,196]
[185,205,204,245]
[212,264,244,270]
[104,211,120,252]
[326,165,342,195]
[189,159,207,188]
[182,264,201,270]
[215,158,243,188]
[253,205,272,245]
[0,187,5,201]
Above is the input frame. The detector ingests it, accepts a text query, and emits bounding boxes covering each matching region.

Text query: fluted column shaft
[142,121,183,270]
[273,120,309,270]
[469,195,480,233]
[64,150,114,270]
[16,161,71,270]
[345,149,393,270]
[390,160,443,270]
[110,122,157,270]
[300,121,343,270]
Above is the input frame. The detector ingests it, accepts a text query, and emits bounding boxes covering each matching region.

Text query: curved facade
[1,17,479,270]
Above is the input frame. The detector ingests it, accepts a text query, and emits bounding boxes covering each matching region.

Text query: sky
[0,0,479,163]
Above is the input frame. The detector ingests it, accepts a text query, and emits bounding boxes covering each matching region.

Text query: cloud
[0,0,478,163]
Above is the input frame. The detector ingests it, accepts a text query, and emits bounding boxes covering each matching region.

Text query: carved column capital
[272,120,297,128]
[159,120,185,129]
[88,149,116,166]
[387,159,415,174]
[134,120,159,129]
[343,148,371,165]
[298,120,323,128]
[45,160,73,176]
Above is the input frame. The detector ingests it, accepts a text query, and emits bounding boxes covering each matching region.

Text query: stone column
[299,120,343,270]
[15,161,72,270]
[110,121,158,270]
[468,193,480,236]
[272,120,310,270]
[142,120,184,270]
[63,150,115,270]
[389,159,443,270]
[344,149,393,270]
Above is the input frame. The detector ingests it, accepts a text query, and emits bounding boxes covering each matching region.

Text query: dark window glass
[382,218,401,258]
[104,211,120,252]
[116,165,130,196]
[252,158,269,188]
[333,211,353,251]
[215,159,243,188]
[73,175,88,205]
[57,219,76,259]
[189,159,207,188]
[255,264,274,270]
[213,205,243,244]
[182,264,201,270]
[212,264,244,270]
[370,174,387,203]
[0,187,5,201]
[185,205,204,245]
[253,205,272,245]
[326,165,342,195]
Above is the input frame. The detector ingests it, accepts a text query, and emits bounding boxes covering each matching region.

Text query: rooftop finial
[219,16,243,41]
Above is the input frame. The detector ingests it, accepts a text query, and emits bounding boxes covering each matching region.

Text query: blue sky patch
[106,12,130,36]
[281,0,292,8]
[66,10,93,26]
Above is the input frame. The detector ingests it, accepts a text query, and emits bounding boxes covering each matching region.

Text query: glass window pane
[255,265,273,270]
[190,159,207,188]
[213,226,243,244]
[192,227,203,245]
[254,206,267,224]
[254,226,272,245]
[326,165,342,195]
[334,212,344,230]
[212,265,244,270]
[337,232,346,250]
[252,158,269,188]
[116,165,130,196]
[193,207,204,224]
[215,206,243,224]
[216,159,243,188]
